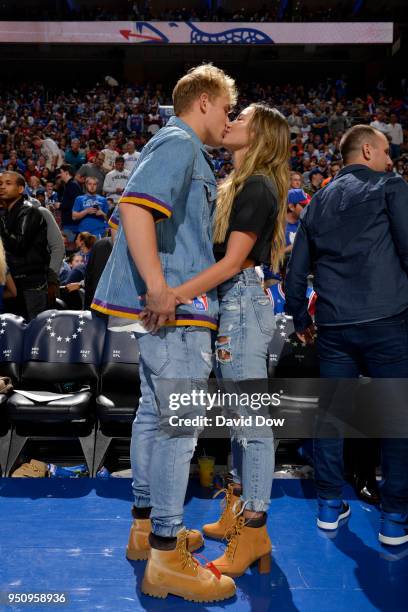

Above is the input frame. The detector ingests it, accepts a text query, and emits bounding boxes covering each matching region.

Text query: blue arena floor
[0,478,407,612]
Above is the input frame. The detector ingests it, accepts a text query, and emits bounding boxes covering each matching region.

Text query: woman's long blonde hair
[0,238,7,285]
[214,104,291,272]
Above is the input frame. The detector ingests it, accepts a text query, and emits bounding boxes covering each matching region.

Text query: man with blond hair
[92,64,237,601]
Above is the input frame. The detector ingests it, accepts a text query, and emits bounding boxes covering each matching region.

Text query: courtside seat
[5,310,106,476]
[0,313,26,384]
[93,328,140,475]
[0,314,26,475]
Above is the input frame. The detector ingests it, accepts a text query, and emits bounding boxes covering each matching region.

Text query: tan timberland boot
[11,459,48,478]
[141,529,236,602]
[211,515,272,578]
[126,518,204,561]
[202,484,241,540]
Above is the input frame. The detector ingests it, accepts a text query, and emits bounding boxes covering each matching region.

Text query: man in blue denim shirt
[286,125,408,545]
[92,65,237,601]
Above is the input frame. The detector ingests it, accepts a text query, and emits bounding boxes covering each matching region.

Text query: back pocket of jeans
[251,295,276,336]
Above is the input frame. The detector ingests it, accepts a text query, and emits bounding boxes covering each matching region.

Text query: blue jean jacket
[92,116,219,330]
[286,164,408,330]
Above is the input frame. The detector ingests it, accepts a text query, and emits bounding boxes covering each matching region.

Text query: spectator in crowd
[85,139,99,163]
[126,107,144,135]
[44,180,59,208]
[328,106,349,137]
[4,150,26,173]
[76,152,106,194]
[288,106,302,138]
[24,159,41,182]
[123,140,140,173]
[27,175,43,198]
[305,168,324,194]
[64,138,87,171]
[33,134,63,172]
[103,156,130,207]
[72,177,109,238]
[285,188,311,256]
[58,163,82,242]
[146,104,162,136]
[75,231,97,267]
[387,113,404,159]
[60,252,84,285]
[321,161,342,187]
[0,171,49,320]
[0,236,17,312]
[370,110,391,136]
[101,138,119,172]
[290,171,303,189]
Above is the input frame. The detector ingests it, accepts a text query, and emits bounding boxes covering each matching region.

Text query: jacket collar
[335,164,376,179]
[166,115,211,159]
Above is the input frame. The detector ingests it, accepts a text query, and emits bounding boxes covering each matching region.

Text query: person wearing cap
[284,188,311,256]
[305,168,324,195]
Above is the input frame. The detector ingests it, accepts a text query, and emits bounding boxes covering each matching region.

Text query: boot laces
[213,486,234,525]
[177,529,198,573]
[176,530,221,579]
[224,515,247,560]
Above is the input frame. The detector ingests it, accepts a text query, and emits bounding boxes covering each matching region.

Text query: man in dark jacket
[58,163,82,243]
[286,125,408,546]
[0,171,50,320]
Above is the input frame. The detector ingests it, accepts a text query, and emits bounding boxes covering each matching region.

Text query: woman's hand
[139,288,192,332]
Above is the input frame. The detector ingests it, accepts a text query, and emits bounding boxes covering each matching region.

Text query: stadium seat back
[0,313,26,384]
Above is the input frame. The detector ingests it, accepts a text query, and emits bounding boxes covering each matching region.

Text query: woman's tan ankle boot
[202,484,241,540]
[211,515,272,578]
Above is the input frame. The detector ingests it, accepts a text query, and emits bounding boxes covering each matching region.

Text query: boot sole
[126,540,203,561]
[141,578,236,602]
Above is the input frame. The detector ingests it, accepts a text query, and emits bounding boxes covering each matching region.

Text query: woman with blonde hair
[0,238,17,312]
[168,103,291,577]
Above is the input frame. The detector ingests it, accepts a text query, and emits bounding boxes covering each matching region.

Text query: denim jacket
[285,164,408,330]
[92,116,219,330]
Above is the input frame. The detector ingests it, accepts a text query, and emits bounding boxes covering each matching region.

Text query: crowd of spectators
[0,0,401,23]
[0,75,407,321]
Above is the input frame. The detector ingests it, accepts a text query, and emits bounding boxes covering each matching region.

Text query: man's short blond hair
[172,63,237,116]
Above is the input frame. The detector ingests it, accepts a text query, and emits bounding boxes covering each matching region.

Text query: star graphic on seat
[57,336,62,342]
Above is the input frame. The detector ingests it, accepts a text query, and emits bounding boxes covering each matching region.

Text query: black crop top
[213,174,278,265]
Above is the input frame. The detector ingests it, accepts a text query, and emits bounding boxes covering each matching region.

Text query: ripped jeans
[130,326,213,537]
[215,268,276,513]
